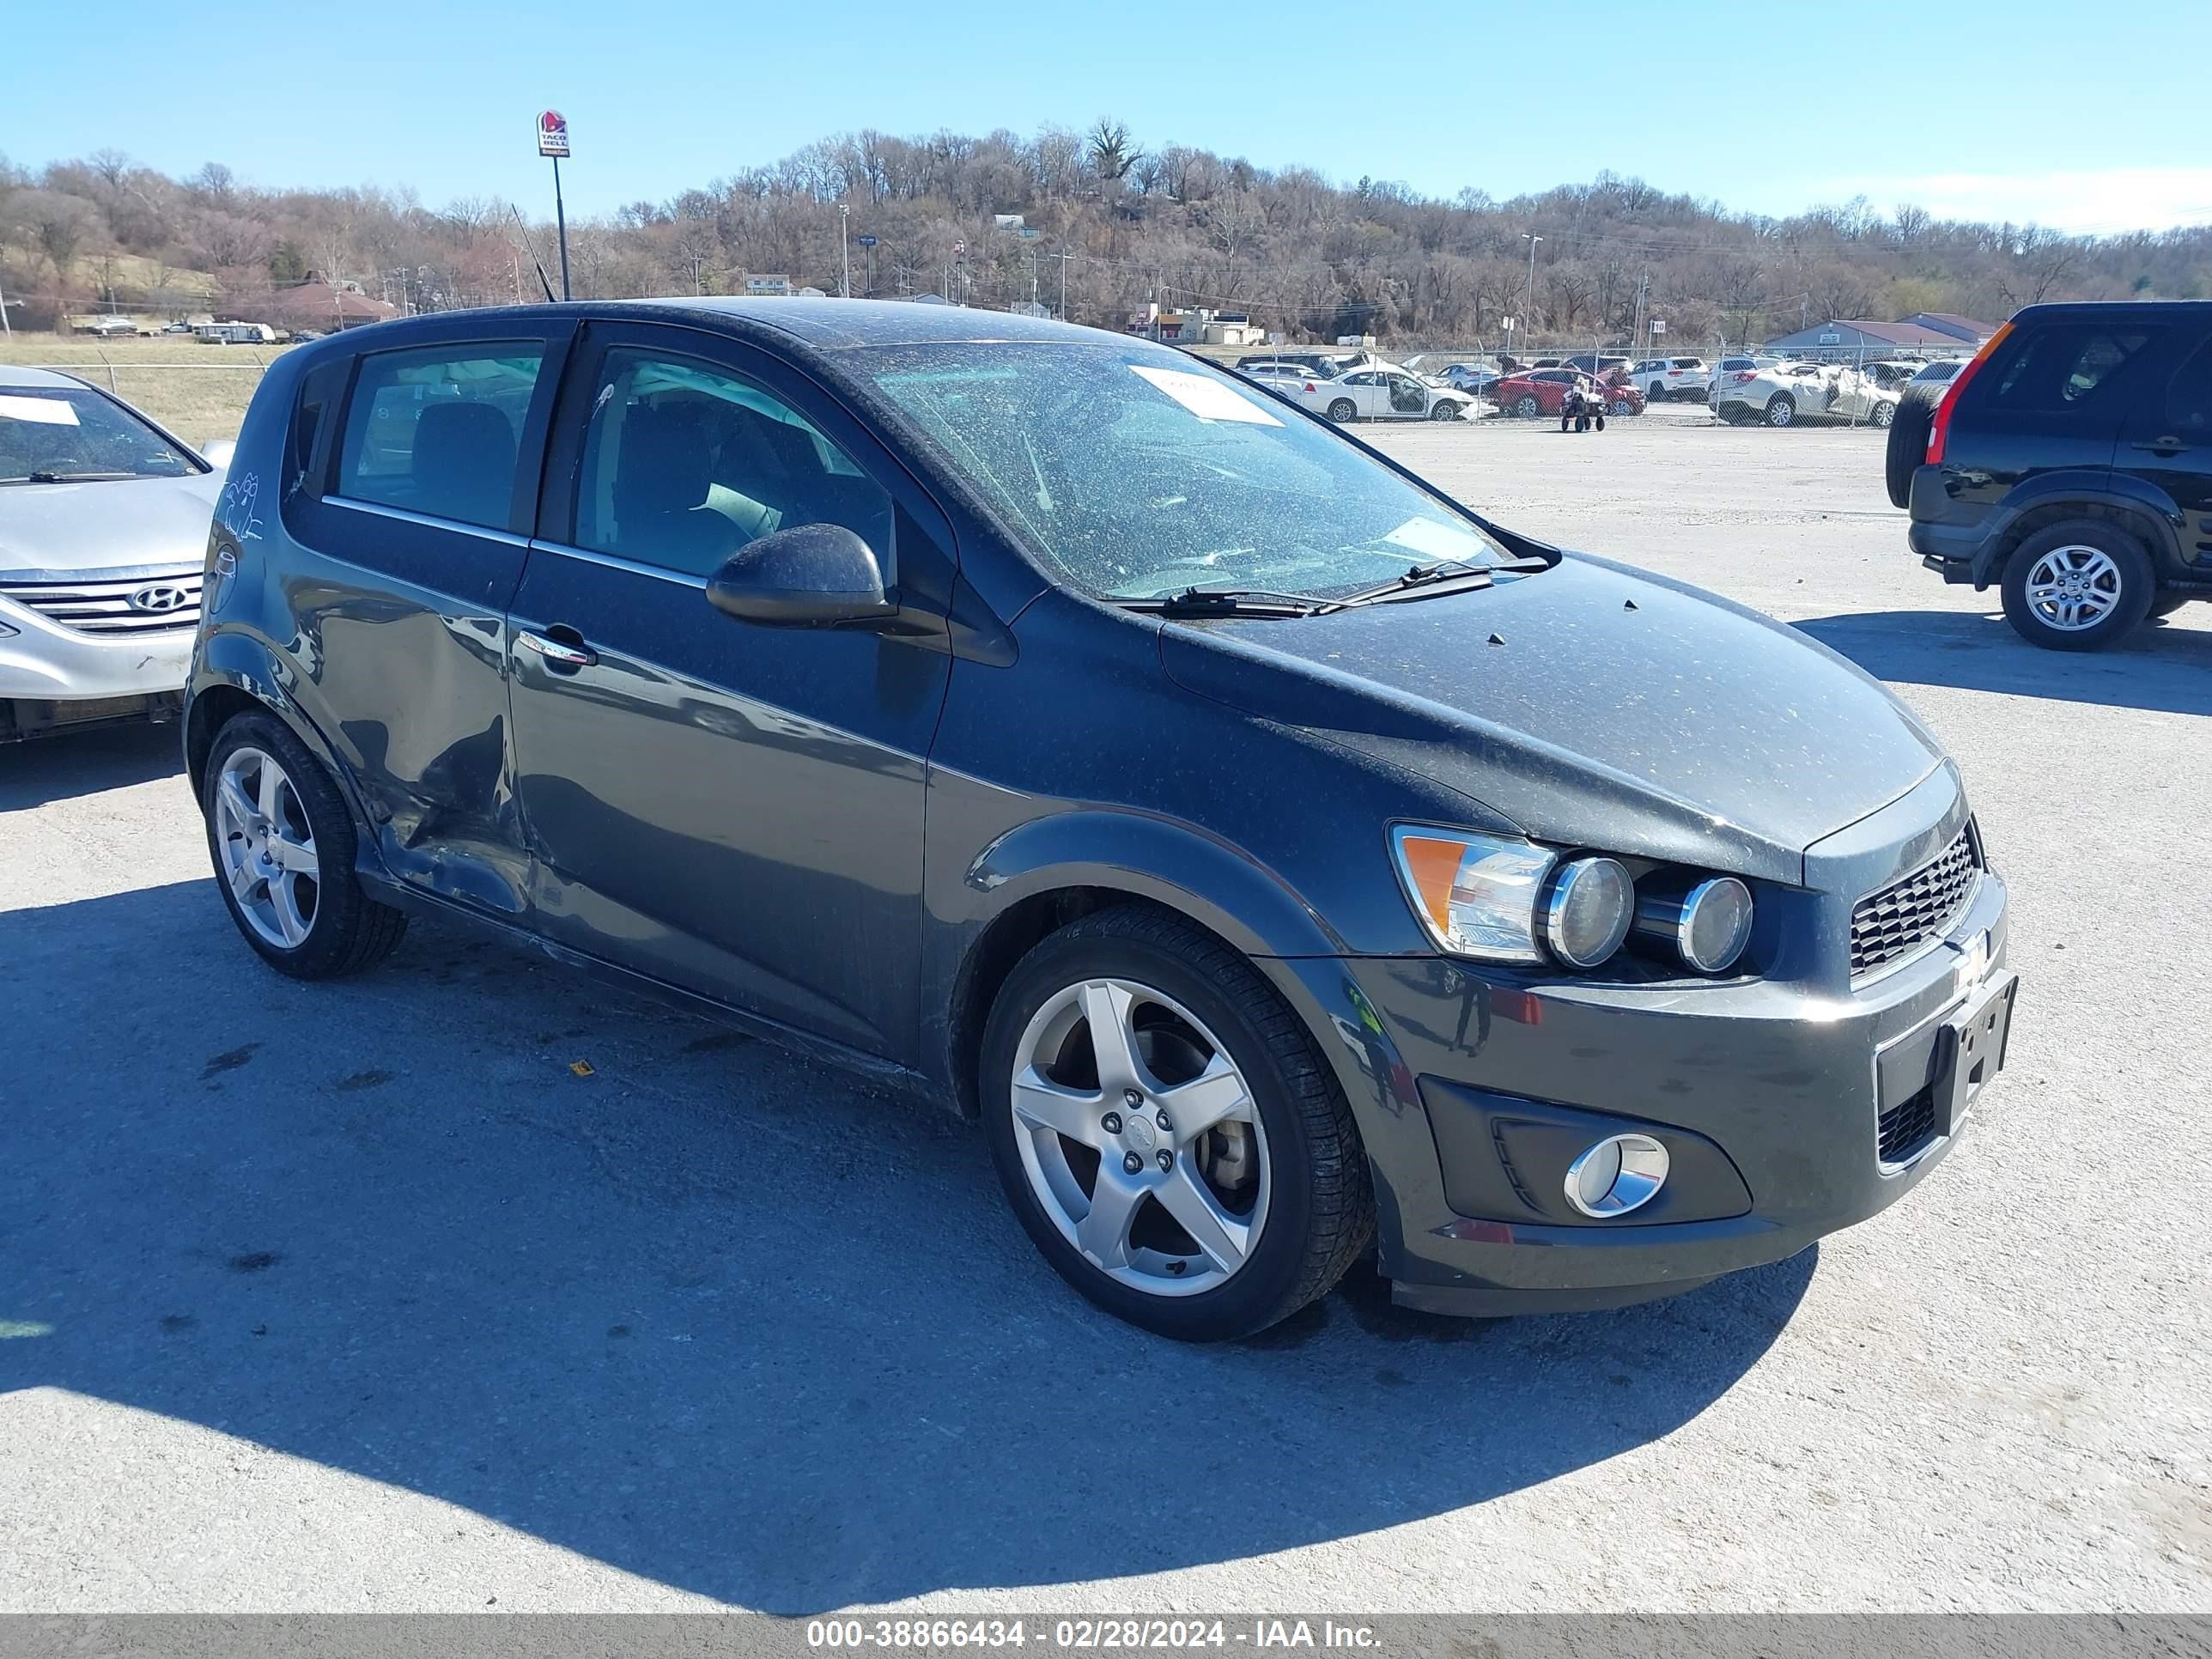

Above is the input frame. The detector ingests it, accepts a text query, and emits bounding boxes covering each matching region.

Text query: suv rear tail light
[1732,370,1757,382]
[1926,321,2013,468]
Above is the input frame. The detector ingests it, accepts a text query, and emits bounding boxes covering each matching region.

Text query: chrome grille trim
[1850,826,1978,977]
[0,574,204,635]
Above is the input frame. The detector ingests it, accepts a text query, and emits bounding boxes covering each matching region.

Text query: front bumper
[0,584,198,704]
[1261,769,2014,1315]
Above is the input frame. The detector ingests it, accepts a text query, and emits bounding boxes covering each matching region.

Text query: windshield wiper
[1116,586,1322,617]
[1332,556,1547,609]
[20,470,137,484]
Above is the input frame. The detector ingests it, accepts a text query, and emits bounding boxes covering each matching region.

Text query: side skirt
[357,871,952,1112]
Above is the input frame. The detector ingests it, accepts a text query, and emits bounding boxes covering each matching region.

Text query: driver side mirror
[705,522,897,628]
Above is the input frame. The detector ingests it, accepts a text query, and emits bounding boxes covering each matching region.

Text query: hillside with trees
[3,125,2206,346]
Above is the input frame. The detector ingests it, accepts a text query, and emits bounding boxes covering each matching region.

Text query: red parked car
[1492,369,1645,420]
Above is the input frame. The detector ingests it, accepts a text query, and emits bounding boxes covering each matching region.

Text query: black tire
[1514,394,1540,419]
[1999,520,2158,652]
[1885,395,1936,507]
[1610,398,1634,418]
[201,708,407,978]
[1326,398,1357,423]
[979,905,1375,1341]
[1648,381,1667,402]
[1765,392,1796,428]
[1869,399,1896,429]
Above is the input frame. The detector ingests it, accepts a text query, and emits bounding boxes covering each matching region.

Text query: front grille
[1878,1085,1939,1165]
[1850,827,1978,976]
[0,573,203,634]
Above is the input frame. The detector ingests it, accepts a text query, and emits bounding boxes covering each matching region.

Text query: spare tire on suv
[1884,394,1936,509]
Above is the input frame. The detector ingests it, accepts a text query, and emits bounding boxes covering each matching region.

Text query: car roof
[2010,300,2212,324]
[312,296,1128,357]
[0,364,84,389]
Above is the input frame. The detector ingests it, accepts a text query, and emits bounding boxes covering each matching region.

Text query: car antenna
[508,204,559,304]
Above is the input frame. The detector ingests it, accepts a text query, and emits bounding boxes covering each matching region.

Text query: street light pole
[1523,233,1542,349]
[839,204,851,300]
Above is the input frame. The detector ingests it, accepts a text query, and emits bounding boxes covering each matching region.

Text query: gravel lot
[3,405,2207,1613]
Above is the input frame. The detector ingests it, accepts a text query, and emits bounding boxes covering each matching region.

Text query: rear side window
[1673,358,1703,368]
[1976,325,2160,415]
[336,342,545,530]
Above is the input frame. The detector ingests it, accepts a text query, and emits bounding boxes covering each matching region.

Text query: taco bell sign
[537,111,571,159]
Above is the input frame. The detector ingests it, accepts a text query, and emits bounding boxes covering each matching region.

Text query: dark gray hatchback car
[185,300,2017,1340]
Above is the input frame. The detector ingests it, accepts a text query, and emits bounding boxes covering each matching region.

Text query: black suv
[1892,301,2212,650]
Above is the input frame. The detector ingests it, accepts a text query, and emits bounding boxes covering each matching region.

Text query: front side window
[1978,325,2160,414]
[336,342,545,531]
[0,386,200,483]
[574,348,891,578]
[864,341,1508,602]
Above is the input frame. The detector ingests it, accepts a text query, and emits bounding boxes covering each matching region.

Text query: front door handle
[2131,435,2188,454]
[516,629,598,670]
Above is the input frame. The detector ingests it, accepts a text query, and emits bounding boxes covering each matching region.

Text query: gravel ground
[3,405,2207,1613]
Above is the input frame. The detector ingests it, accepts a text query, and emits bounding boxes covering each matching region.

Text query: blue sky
[9,0,2209,234]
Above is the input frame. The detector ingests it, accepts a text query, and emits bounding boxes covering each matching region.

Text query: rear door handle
[515,629,598,670]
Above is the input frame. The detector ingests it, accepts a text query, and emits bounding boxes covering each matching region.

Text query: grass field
[1,336,293,441]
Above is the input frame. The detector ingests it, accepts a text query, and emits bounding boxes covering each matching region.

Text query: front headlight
[1390,826,1554,963]
[1391,825,1748,975]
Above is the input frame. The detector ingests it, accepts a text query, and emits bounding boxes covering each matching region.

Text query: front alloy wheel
[1999,520,2157,651]
[1765,393,1796,427]
[1007,978,1268,1297]
[981,906,1373,1340]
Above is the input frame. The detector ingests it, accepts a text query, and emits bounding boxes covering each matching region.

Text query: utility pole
[839,203,851,299]
[1049,250,1073,320]
[1522,233,1542,348]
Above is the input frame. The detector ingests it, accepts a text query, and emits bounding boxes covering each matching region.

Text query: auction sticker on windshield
[0,395,81,426]
[1127,365,1283,426]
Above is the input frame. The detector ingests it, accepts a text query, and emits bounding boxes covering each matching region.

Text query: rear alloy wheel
[203,710,408,977]
[1869,399,1896,428]
[1515,394,1541,419]
[981,906,1373,1341]
[2000,520,2157,651]
[1327,398,1357,423]
[1611,398,1636,418]
[1765,393,1797,427]
[1430,400,1464,421]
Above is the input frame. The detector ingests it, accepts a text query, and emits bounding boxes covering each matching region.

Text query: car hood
[0,472,223,578]
[1157,553,1946,884]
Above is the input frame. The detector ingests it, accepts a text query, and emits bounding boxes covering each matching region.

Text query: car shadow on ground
[1794,609,2212,715]
[3,875,1814,1611]
[0,722,185,811]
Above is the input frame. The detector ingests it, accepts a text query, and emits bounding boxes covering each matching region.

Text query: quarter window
[574,348,892,579]
[335,343,545,531]
[2162,338,2212,434]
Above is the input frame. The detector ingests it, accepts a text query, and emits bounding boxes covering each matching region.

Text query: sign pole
[552,155,571,301]
[537,111,574,301]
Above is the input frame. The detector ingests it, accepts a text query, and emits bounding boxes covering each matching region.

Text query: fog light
[1563,1133,1670,1218]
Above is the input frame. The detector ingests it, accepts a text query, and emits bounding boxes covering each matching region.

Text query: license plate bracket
[1934,970,2019,1135]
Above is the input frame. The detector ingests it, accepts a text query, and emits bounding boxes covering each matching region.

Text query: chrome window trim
[523,539,711,592]
[319,494,531,547]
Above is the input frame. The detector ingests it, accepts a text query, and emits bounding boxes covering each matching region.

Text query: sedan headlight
[1632,875,1754,975]
[1390,827,1553,963]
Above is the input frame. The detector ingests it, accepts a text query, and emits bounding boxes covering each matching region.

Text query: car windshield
[0,386,201,483]
[863,342,1509,601]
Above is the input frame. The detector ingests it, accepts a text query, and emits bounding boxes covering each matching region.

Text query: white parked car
[1628,356,1711,401]
[1287,367,1478,422]
[1714,361,1899,428]
[0,367,226,741]
[1705,355,1784,410]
